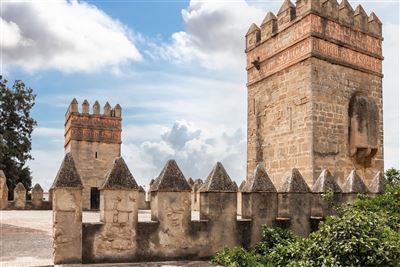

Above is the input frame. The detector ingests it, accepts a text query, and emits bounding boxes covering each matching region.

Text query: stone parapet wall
[4,200,52,210]
[0,174,52,210]
[52,155,385,264]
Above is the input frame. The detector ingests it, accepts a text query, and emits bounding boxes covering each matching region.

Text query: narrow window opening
[95,152,98,159]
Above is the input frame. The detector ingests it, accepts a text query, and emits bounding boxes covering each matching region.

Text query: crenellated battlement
[51,154,384,264]
[65,98,122,119]
[64,98,122,148]
[246,0,382,52]
[246,0,383,85]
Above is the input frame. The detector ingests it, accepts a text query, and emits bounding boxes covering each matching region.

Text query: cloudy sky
[1,0,399,190]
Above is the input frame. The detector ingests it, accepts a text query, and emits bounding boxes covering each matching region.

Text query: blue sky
[1,0,399,190]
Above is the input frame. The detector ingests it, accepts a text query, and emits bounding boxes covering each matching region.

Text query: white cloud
[34,127,64,138]
[30,148,64,191]
[152,0,265,71]
[1,0,141,73]
[122,124,169,143]
[122,120,247,187]
[0,17,31,48]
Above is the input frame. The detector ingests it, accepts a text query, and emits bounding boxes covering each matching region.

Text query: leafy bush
[212,169,400,267]
[211,246,262,267]
[385,168,400,185]
[254,226,296,257]
[303,210,400,267]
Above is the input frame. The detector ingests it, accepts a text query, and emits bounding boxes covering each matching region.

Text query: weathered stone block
[14,182,26,209]
[277,169,311,237]
[199,162,238,253]
[52,188,82,264]
[32,183,44,208]
[241,164,277,245]
[311,169,342,218]
[0,170,8,209]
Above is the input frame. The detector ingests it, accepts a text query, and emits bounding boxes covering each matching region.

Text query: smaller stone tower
[64,99,122,210]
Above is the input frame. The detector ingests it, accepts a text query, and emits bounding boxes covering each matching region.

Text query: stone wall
[310,57,383,185]
[67,140,121,209]
[0,170,51,210]
[52,155,384,264]
[246,0,384,187]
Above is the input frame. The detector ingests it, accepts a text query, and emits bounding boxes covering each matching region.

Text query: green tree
[0,76,36,199]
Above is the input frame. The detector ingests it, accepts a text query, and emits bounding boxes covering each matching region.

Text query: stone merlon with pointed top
[354,4,368,31]
[14,182,26,192]
[342,170,369,193]
[246,23,260,36]
[200,162,237,192]
[312,169,342,193]
[151,160,191,192]
[278,0,295,15]
[338,0,354,25]
[243,163,276,192]
[82,99,89,114]
[103,102,111,116]
[368,12,382,36]
[277,0,296,26]
[52,153,83,189]
[279,168,310,193]
[32,183,43,192]
[260,12,277,40]
[101,157,138,190]
[368,171,385,194]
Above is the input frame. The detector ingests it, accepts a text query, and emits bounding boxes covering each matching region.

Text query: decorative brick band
[247,35,382,86]
[246,13,383,85]
[247,38,312,85]
[311,38,382,74]
[309,14,382,56]
[64,113,122,146]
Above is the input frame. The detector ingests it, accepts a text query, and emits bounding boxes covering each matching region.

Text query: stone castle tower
[246,0,383,186]
[64,99,122,210]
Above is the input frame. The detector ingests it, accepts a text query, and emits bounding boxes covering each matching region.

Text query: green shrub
[385,168,400,185]
[254,226,296,257]
[212,171,400,267]
[303,210,400,267]
[211,246,262,267]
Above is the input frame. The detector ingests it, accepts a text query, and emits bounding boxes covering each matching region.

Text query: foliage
[212,246,264,267]
[385,168,400,185]
[303,210,400,267]
[0,76,36,198]
[212,170,400,267]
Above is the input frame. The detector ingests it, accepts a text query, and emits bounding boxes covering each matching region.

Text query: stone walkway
[0,210,208,267]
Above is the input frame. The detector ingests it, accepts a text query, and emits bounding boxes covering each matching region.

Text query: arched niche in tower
[348,94,379,166]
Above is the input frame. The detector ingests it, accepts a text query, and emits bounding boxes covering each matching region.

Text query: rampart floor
[0,210,208,267]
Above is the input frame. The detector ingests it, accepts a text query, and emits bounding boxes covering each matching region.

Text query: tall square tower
[64,99,122,210]
[246,0,383,186]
